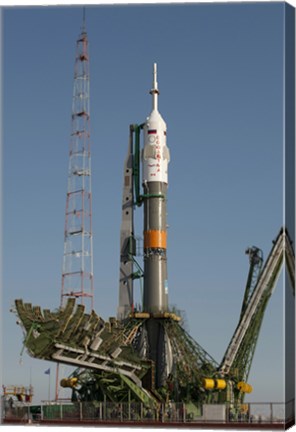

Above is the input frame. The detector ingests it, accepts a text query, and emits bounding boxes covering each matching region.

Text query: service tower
[142,63,170,313]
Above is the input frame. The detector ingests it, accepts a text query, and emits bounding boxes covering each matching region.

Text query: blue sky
[2,3,294,404]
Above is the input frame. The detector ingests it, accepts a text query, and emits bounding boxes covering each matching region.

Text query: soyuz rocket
[118,63,172,387]
[142,63,170,314]
[141,64,173,387]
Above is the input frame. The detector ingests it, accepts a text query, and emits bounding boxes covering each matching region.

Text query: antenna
[82,7,86,32]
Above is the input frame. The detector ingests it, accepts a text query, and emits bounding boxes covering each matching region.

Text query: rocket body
[142,64,170,314]
[129,63,173,389]
[141,64,172,387]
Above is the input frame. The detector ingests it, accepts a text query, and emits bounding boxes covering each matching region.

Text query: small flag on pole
[44,368,50,375]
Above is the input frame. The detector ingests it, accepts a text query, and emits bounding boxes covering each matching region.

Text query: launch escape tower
[60,20,94,311]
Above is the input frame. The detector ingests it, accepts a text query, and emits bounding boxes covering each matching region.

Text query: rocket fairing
[142,64,170,185]
[143,63,170,314]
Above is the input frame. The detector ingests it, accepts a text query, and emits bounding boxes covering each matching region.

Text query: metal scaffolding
[60,21,94,311]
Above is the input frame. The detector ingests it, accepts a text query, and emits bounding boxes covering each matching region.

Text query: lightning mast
[60,15,94,311]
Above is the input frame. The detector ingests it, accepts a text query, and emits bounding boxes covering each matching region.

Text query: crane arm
[219,228,294,377]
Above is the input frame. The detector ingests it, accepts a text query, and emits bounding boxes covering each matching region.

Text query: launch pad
[12,223,295,426]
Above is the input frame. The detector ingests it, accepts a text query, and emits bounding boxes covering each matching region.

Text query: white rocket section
[143,63,170,184]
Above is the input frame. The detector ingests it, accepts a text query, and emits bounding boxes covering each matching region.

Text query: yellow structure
[237,381,253,393]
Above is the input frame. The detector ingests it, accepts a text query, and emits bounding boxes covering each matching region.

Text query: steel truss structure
[61,23,94,310]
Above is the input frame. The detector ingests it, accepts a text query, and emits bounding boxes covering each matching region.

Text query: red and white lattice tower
[60,21,94,311]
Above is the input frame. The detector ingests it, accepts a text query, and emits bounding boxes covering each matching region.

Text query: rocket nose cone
[146,109,166,128]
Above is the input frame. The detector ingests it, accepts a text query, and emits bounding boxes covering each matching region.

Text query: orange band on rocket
[144,230,167,249]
